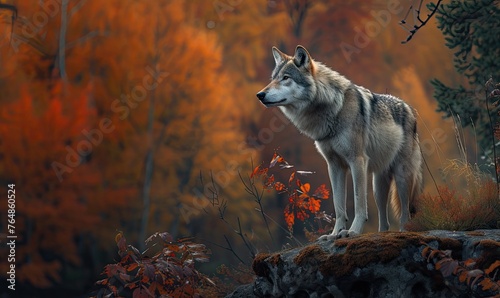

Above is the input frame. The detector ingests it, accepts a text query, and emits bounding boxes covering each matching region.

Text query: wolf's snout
[256,91,266,101]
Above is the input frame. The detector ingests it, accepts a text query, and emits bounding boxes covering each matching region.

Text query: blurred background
[0,0,491,296]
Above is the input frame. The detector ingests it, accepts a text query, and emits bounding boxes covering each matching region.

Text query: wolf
[256,45,423,238]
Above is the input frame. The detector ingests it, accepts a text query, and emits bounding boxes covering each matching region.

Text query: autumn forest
[0,0,498,297]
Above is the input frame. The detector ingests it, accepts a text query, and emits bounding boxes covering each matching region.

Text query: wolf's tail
[389,140,423,219]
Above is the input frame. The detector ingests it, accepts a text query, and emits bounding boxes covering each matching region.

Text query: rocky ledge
[227,230,500,297]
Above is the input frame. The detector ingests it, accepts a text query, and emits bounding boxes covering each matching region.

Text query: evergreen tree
[430,0,500,159]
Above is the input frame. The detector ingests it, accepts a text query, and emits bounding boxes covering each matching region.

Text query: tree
[430,0,500,163]
[0,84,108,288]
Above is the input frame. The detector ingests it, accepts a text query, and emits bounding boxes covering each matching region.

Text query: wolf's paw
[318,233,337,241]
[337,230,359,238]
[318,228,358,241]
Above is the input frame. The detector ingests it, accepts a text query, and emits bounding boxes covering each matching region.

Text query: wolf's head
[256,45,316,108]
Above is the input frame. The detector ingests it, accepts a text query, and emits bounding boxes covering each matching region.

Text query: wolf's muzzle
[256,92,266,101]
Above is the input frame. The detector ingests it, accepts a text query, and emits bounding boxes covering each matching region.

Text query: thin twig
[221,236,246,265]
[198,172,255,260]
[239,171,275,244]
[421,148,443,202]
[400,0,442,44]
[255,208,303,246]
[236,217,256,259]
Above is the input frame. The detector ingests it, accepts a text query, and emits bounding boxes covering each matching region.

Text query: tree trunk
[138,18,161,251]
[58,0,68,82]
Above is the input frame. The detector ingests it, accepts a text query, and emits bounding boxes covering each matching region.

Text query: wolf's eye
[282,75,289,81]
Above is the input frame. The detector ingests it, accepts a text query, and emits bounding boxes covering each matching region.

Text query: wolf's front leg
[340,155,368,238]
[319,165,347,241]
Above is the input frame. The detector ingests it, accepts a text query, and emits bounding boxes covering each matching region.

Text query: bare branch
[400,0,442,44]
[66,30,108,49]
[69,0,88,17]
[238,171,275,245]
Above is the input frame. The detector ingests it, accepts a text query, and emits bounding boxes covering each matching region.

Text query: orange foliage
[2,1,260,291]
[92,232,211,297]
[252,151,330,232]
[0,85,103,287]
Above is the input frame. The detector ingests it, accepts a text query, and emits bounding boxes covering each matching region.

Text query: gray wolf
[256,45,423,238]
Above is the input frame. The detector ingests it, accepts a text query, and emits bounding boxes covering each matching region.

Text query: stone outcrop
[227,230,500,297]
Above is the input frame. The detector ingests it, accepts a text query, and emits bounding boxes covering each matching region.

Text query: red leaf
[127,263,139,272]
[300,183,310,194]
[142,264,155,282]
[479,278,500,291]
[296,209,308,221]
[105,264,126,277]
[313,184,330,199]
[284,207,294,230]
[463,259,476,269]
[459,271,467,283]
[116,232,127,254]
[485,260,500,275]
[126,282,137,289]
[288,172,295,185]
[421,246,431,258]
[145,232,174,245]
[265,174,275,188]
[96,278,108,285]
[250,164,269,178]
[119,272,131,282]
[308,198,321,213]
[274,182,286,192]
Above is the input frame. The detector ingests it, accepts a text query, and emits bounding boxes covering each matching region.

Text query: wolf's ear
[293,45,312,69]
[272,46,286,65]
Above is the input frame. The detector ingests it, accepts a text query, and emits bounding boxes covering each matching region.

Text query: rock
[226,230,500,297]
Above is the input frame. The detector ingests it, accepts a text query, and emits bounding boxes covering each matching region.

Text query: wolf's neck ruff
[277,61,354,142]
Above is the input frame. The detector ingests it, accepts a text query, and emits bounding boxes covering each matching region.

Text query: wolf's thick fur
[257,45,423,238]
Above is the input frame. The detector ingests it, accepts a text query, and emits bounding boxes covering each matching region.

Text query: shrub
[407,161,500,231]
[91,232,213,297]
[250,151,331,233]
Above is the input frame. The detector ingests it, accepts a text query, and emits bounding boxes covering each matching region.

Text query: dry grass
[407,160,500,231]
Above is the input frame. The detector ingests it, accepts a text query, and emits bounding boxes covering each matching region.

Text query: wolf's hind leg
[373,172,391,232]
[394,169,411,230]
